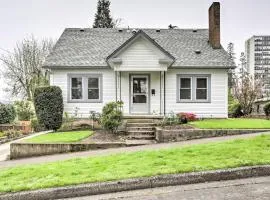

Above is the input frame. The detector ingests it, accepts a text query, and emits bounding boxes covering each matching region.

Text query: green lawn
[25,131,92,143]
[190,118,270,129]
[1,134,270,193]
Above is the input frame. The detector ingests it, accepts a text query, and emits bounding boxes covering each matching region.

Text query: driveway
[0,131,50,161]
[62,176,270,200]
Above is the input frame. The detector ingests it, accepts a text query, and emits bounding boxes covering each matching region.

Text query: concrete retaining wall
[155,128,270,143]
[10,142,126,159]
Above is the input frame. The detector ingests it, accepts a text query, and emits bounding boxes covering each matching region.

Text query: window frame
[67,74,103,103]
[177,74,211,103]
[195,77,209,101]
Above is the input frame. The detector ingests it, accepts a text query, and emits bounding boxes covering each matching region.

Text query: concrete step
[127,127,154,131]
[126,139,157,146]
[127,130,155,135]
[126,135,155,140]
[126,119,155,123]
[126,123,156,127]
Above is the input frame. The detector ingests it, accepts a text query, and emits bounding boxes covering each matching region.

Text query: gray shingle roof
[43,28,235,68]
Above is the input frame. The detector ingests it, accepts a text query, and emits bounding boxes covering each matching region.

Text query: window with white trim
[196,77,208,100]
[177,74,211,103]
[179,77,192,100]
[68,74,102,103]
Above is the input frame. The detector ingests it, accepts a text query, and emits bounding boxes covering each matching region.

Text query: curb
[1,165,270,200]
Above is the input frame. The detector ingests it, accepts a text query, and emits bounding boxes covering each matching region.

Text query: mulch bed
[162,124,196,130]
[81,129,126,143]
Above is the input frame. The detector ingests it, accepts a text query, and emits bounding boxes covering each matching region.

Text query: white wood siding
[50,69,115,118]
[165,69,228,118]
[116,38,167,71]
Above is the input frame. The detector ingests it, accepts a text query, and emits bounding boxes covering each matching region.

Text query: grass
[25,130,92,143]
[0,134,270,193]
[190,118,270,129]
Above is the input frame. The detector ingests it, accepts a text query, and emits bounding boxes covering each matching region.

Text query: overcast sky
[1,0,270,101]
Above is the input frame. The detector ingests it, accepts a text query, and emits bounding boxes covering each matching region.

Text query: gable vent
[156,29,161,33]
[193,29,197,33]
[195,50,201,54]
[118,29,123,32]
[80,29,85,32]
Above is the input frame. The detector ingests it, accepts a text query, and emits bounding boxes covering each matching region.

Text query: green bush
[3,129,23,139]
[100,101,123,133]
[263,102,270,118]
[0,104,16,124]
[14,101,34,121]
[30,118,46,132]
[229,102,243,118]
[34,86,64,131]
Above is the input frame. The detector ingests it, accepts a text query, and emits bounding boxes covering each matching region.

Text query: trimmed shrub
[100,101,123,133]
[3,129,23,139]
[229,102,243,118]
[264,102,270,118]
[34,86,64,131]
[0,104,16,124]
[177,112,197,123]
[14,100,34,121]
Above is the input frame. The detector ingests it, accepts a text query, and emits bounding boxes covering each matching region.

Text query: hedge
[34,86,63,131]
[0,104,16,124]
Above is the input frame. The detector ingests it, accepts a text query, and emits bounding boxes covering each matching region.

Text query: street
[62,176,270,200]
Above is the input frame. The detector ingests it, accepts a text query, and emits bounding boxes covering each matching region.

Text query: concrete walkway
[0,131,51,162]
[0,131,269,169]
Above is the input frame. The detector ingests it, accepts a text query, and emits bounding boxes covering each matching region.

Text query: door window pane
[133,95,147,103]
[133,78,147,93]
[71,78,82,99]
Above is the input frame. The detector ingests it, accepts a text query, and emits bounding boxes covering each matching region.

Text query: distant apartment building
[245,35,270,96]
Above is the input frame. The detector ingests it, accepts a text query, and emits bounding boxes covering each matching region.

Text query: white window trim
[67,74,103,103]
[177,74,211,103]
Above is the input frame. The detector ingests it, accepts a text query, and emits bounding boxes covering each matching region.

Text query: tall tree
[93,0,114,28]
[0,36,54,101]
[239,52,248,77]
[227,42,236,89]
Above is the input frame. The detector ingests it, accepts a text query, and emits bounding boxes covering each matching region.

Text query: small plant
[3,129,23,139]
[100,101,123,133]
[60,112,76,131]
[0,103,16,124]
[177,112,197,123]
[229,102,243,118]
[161,111,179,126]
[264,102,270,119]
[14,100,34,121]
[89,111,101,130]
[34,86,64,131]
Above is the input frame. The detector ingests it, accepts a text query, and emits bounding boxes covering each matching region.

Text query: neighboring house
[252,97,270,115]
[43,2,235,118]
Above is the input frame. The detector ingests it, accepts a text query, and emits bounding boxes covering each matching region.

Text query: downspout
[120,72,122,101]
[160,71,162,115]
[164,71,166,115]
[115,71,118,101]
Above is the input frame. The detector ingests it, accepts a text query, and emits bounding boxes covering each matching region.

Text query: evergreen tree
[227,42,236,89]
[93,0,114,28]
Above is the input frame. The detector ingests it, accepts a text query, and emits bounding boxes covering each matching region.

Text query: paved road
[62,176,270,200]
[0,131,269,169]
[0,131,50,161]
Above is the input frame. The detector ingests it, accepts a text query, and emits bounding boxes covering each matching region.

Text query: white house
[43,2,235,118]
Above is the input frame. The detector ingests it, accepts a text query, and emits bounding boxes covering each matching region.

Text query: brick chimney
[209,2,221,49]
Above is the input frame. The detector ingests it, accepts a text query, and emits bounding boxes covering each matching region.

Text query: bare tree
[227,42,236,89]
[0,36,54,101]
[233,74,262,115]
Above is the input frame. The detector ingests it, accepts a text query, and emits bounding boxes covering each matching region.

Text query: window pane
[88,89,99,99]
[180,89,191,100]
[197,78,207,88]
[71,78,82,88]
[88,78,99,88]
[133,95,147,103]
[180,78,191,88]
[196,89,207,100]
[72,88,82,99]
[133,78,147,93]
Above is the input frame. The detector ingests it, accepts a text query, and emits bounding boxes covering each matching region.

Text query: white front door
[130,75,150,114]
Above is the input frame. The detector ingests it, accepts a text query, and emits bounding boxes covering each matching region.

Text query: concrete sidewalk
[0,131,51,162]
[0,131,269,169]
